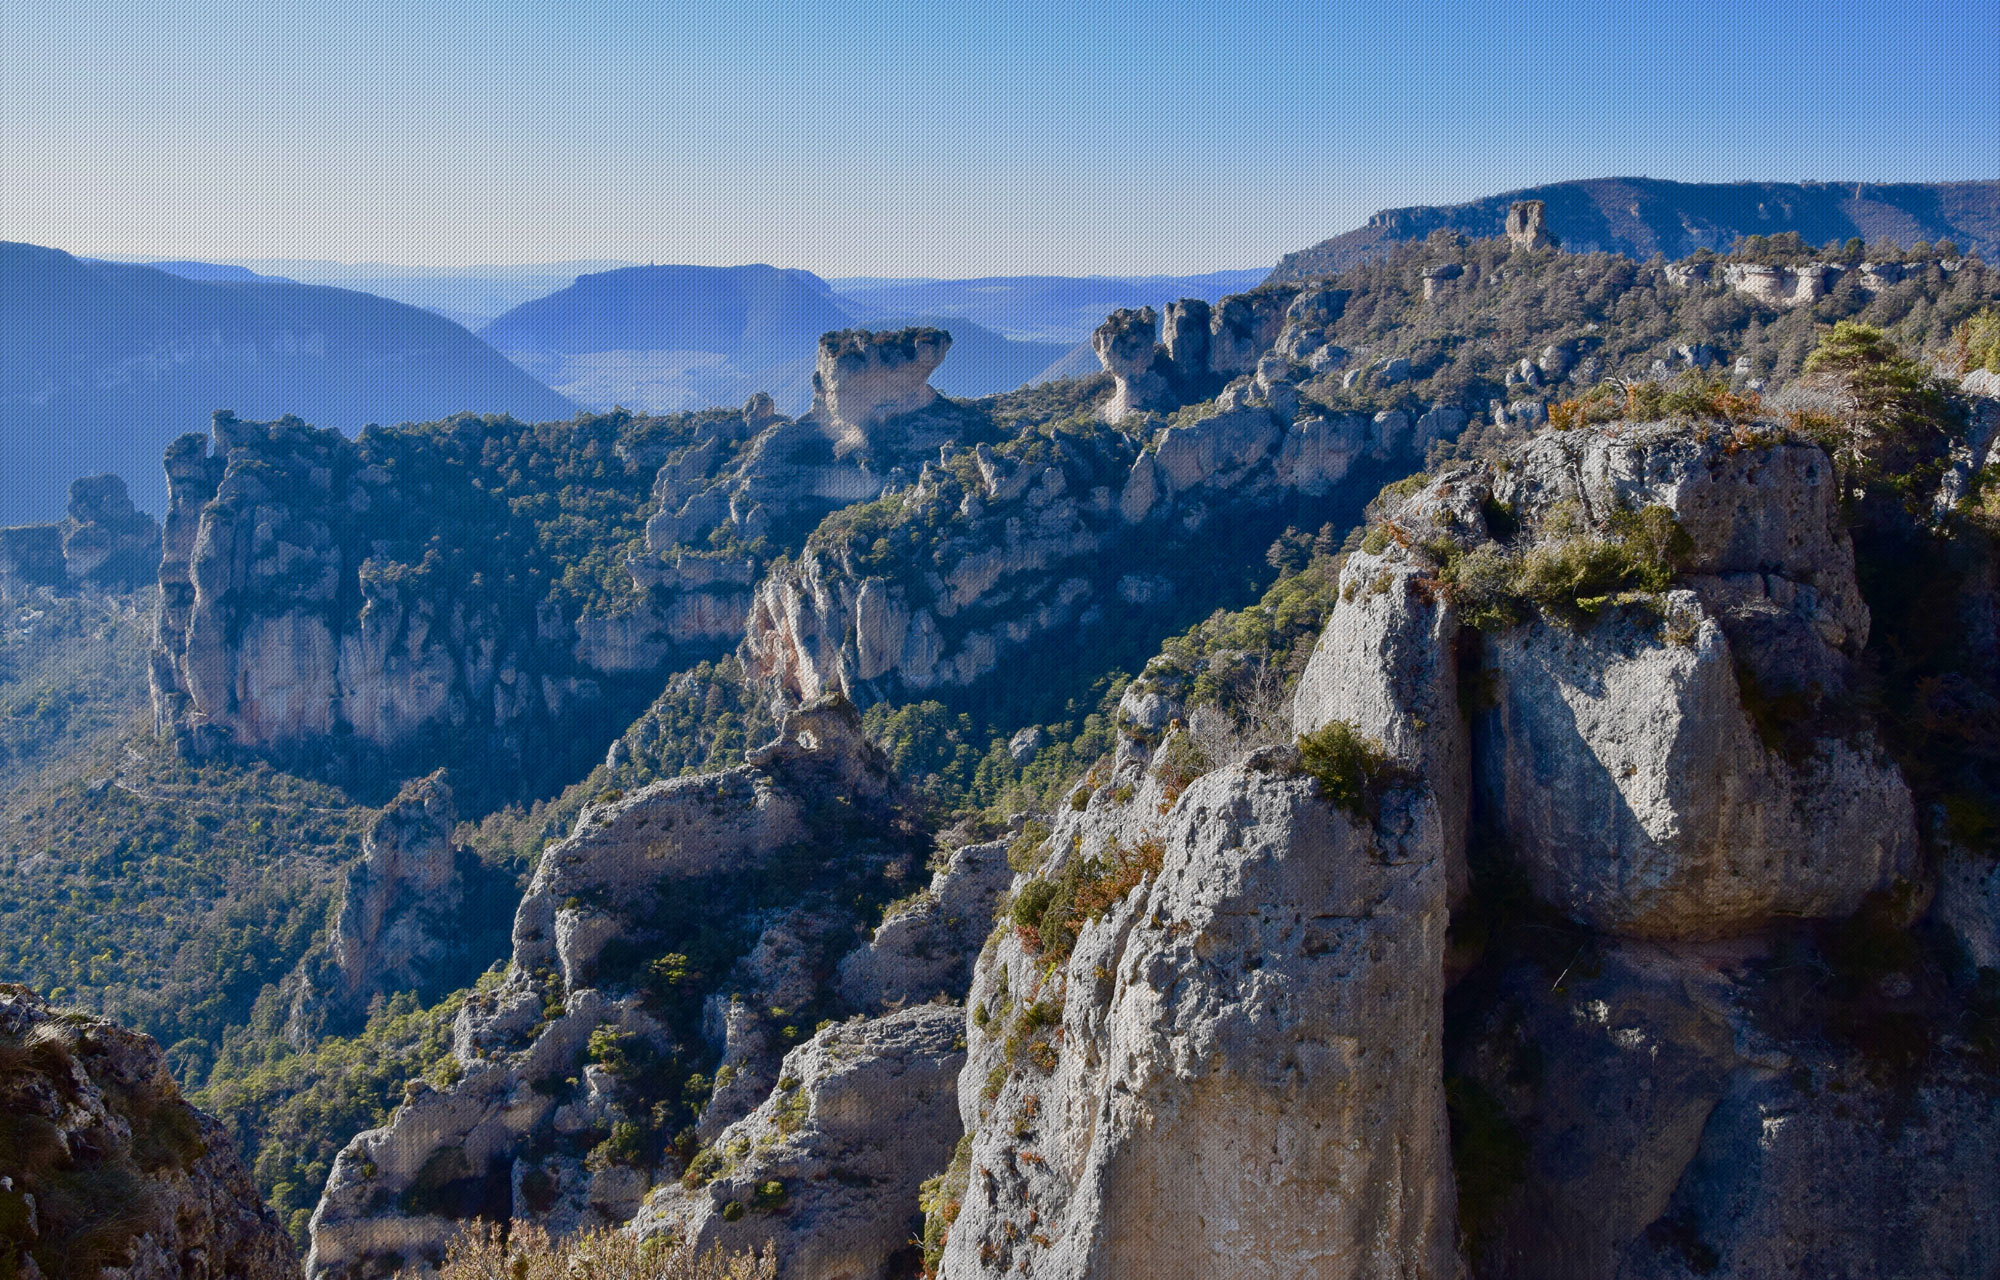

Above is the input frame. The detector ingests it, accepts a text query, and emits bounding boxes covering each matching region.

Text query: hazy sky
[6,0,1995,276]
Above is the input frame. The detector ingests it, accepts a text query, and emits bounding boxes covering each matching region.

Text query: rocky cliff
[926,409,2000,1277]
[739,286,1471,711]
[304,697,1008,1278]
[147,335,989,800]
[0,985,298,1280]
[146,410,758,802]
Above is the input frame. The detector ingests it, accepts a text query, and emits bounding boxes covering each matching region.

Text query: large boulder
[1477,593,1914,938]
[633,1005,967,1279]
[938,761,1460,1279]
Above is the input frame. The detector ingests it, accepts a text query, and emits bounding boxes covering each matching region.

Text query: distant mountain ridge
[0,243,575,522]
[1269,178,2000,280]
[478,264,1118,415]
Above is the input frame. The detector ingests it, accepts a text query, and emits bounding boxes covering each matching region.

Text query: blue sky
[5,0,1995,275]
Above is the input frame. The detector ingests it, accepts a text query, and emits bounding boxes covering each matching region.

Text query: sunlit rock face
[942,762,1460,1280]
[809,327,950,455]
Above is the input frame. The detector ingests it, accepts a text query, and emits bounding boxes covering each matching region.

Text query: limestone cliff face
[940,754,1459,1280]
[306,698,1008,1279]
[929,416,1965,1278]
[0,985,299,1280]
[287,773,474,1041]
[149,415,612,768]
[1268,415,1994,1275]
[147,411,778,800]
[1484,424,1908,937]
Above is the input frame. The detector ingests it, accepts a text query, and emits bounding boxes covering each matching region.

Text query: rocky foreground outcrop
[632,1004,966,1278]
[0,985,298,1280]
[305,697,1010,1279]
[1295,421,1914,940]
[928,415,1996,1277]
[940,756,1458,1280]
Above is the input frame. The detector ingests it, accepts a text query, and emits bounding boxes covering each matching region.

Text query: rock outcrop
[0,474,160,598]
[1092,288,1301,422]
[1091,308,1177,420]
[1662,257,1938,310]
[287,773,474,1040]
[926,411,1956,1278]
[632,1004,966,1278]
[60,474,161,590]
[306,697,953,1279]
[740,283,1471,709]
[809,328,951,456]
[1505,200,1553,251]
[938,757,1459,1279]
[0,985,299,1280]
[147,413,706,796]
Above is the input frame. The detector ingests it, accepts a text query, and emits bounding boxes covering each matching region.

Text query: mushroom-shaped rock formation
[808,327,951,456]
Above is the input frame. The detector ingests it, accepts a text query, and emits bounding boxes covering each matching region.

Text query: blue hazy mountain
[244,261,642,330]
[0,243,575,523]
[1270,178,2000,279]
[478,264,1077,415]
[142,261,294,284]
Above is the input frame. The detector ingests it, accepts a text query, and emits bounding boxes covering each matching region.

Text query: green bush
[1296,720,1408,822]
[1439,504,1690,628]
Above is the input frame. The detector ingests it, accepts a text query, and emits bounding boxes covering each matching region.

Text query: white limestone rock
[809,328,951,456]
[633,1005,967,1279]
[940,762,1460,1280]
